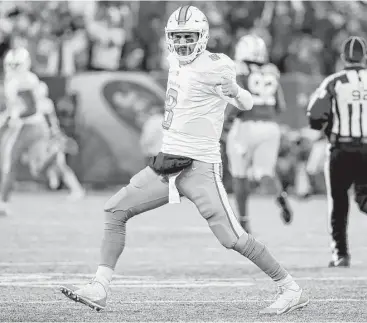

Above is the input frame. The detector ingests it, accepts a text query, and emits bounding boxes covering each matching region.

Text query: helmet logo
[177,5,191,25]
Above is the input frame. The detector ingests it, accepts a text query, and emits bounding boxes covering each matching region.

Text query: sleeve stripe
[308,70,347,111]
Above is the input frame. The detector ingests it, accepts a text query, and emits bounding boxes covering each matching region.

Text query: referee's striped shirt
[307,66,367,139]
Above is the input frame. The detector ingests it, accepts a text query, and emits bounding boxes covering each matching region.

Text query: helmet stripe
[178,5,190,25]
[349,37,356,61]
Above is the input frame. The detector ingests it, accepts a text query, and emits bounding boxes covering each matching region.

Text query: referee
[307,36,367,268]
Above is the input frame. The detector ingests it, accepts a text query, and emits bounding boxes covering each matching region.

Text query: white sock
[96,265,113,284]
[277,274,299,290]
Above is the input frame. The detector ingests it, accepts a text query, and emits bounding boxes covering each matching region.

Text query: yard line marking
[0,282,256,288]
[0,262,84,267]
[0,273,154,279]
[0,260,252,267]
[0,299,366,305]
[0,322,353,323]
[2,273,367,284]
[281,246,367,252]
[3,246,367,253]
[0,322,358,323]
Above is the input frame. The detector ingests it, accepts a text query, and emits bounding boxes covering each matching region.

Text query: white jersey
[161,50,239,163]
[140,114,164,157]
[4,71,41,120]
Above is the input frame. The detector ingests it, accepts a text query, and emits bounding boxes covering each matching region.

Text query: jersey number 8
[248,72,277,106]
[162,88,178,130]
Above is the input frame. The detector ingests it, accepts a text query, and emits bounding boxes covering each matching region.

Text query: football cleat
[328,255,350,268]
[260,286,309,315]
[276,192,293,224]
[60,279,108,311]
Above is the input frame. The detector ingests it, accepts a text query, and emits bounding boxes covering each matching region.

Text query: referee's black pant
[326,143,367,258]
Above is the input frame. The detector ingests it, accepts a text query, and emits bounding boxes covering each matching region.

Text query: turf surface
[1,191,366,322]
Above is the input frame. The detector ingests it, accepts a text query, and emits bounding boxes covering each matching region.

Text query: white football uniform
[4,72,43,122]
[1,72,47,176]
[161,50,241,163]
[102,50,248,252]
[60,5,309,313]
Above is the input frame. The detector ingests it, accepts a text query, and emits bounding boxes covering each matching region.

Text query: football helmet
[3,48,31,75]
[234,34,268,64]
[165,5,209,64]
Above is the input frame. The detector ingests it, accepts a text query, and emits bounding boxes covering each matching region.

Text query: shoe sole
[279,298,310,315]
[60,286,105,312]
[260,296,310,315]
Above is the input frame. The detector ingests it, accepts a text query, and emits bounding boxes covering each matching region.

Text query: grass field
[1,191,367,322]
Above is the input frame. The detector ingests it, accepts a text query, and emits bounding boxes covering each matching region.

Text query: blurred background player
[0,47,47,215]
[276,125,300,196]
[23,81,85,200]
[226,34,293,233]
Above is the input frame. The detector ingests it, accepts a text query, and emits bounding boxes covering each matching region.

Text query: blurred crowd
[1,1,367,76]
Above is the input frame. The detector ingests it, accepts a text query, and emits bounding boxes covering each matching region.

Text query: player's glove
[220,76,239,98]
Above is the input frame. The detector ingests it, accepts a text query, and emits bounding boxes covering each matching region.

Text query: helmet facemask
[167,31,201,63]
[166,30,208,64]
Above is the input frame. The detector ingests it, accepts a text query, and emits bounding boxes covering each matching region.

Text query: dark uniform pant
[325,143,367,258]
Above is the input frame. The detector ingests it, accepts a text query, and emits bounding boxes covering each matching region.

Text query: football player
[226,34,293,232]
[24,82,85,200]
[0,48,47,215]
[60,6,308,314]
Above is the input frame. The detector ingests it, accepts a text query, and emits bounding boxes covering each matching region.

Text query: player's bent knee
[104,194,133,223]
[104,210,129,230]
[104,187,129,213]
[201,204,244,249]
[103,184,146,220]
[209,221,238,248]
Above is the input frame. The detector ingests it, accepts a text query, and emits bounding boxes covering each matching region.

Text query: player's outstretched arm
[217,76,253,111]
